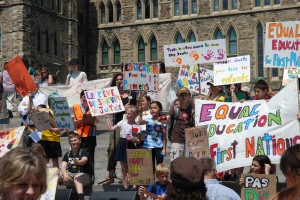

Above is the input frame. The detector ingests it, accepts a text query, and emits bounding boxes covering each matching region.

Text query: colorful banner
[5,56,37,97]
[85,87,125,116]
[264,21,300,68]
[282,68,300,85]
[195,79,300,172]
[185,126,210,159]
[163,39,227,66]
[177,65,213,95]
[40,168,58,200]
[127,149,154,185]
[213,55,251,86]
[123,63,159,91]
[241,174,277,200]
[0,126,25,157]
[48,97,75,130]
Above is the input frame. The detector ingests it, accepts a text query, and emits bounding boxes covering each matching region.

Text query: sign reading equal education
[264,21,300,68]
[48,97,75,130]
[127,149,154,185]
[5,56,37,98]
[123,63,159,91]
[185,126,210,159]
[85,87,125,116]
[213,55,250,86]
[163,39,227,66]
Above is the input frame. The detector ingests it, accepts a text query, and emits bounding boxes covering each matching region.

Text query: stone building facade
[87,0,300,89]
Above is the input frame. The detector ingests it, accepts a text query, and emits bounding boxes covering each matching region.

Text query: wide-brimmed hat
[177,87,191,96]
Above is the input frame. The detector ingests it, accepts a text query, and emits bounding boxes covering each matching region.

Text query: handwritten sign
[0,127,25,157]
[282,68,300,85]
[177,65,213,95]
[5,56,37,97]
[40,168,58,200]
[30,111,53,131]
[85,87,125,116]
[195,79,299,172]
[185,126,210,159]
[163,39,227,66]
[48,97,75,130]
[127,149,154,185]
[123,63,159,91]
[264,21,300,68]
[241,174,277,200]
[213,55,251,86]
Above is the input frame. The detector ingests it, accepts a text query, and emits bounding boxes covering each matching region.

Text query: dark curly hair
[110,72,123,87]
[167,183,207,200]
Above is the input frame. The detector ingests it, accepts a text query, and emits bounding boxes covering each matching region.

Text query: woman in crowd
[41,67,55,85]
[0,147,47,200]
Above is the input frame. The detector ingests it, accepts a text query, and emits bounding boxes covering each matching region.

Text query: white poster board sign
[213,55,251,86]
[163,39,227,66]
[0,127,25,157]
[264,21,300,68]
[85,87,125,116]
[195,79,300,172]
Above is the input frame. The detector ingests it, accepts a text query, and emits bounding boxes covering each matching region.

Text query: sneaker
[8,110,13,118]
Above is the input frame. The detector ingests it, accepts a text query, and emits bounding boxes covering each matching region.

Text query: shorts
[63,172,91,187]
[39,140,62,158]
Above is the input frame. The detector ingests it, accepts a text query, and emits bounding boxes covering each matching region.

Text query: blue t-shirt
[147,181,169,196]
[143,119,164,149]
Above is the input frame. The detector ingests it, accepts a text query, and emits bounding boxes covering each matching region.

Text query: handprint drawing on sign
[215,49,225,60]
[201,50,214,61]
[189,50,200,61]
[172,56,183,65]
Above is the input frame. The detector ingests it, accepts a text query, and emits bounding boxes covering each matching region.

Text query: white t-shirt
[66,71,88,85]
[117,120,140,138]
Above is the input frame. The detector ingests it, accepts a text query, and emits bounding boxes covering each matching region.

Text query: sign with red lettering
[185,126,210,159]
[265,21,300,68]
[0,126,25,157]
[127,149,154,185]
[85,87,125,116]
[5,56,37,97]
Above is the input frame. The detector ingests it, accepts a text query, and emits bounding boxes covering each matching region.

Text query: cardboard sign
[177,65,213,95]
[85,87,125,116]
[264,21,300,68]
[213,55,251,86]
[195,79,300,172]
[127,149,154,185]
[185,126,210,159]
[0,126,25,157]
[5,56,37,97]
[123,63,159,91]
[30,111,53,131]
[48,97,75,130]
[241,174,277,200]
[163,39,227,66]
[40,168,59,200]
[282,68,300,85]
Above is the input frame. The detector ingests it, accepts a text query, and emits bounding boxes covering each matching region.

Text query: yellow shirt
[41,108,60,142]
[209,95,225,102]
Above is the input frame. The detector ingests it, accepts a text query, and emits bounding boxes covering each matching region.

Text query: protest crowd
[1,23,300,200]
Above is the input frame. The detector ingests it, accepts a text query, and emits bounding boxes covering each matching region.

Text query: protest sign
[40,168,59,200]
[195,79,299,172]
[85,87,125,116]
[48,97,75,130]
[241,174,277,200]
[282,68,300,85]
[0,126,25,157]
[177,65,213,95]
[264,21,300,68]
[123,63,159,91]
[185,126,210,159]
[213,55,251,86]
[5,56,37,97]
[163,39,227,66]
[30,111,53,131]
[127,149,154,185]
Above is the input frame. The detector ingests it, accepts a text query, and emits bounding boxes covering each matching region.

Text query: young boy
[253,79,273,100]
[60,133,92,200]
[138,164,170,200]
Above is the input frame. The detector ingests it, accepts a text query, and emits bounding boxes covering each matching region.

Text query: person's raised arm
[106,114,118,131]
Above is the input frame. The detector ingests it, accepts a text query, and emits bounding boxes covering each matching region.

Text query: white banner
[264,21,300,68]
[163,39,227,66]
[40,168,58,200]
[177,65,213,95]
[195,79,300,172]
[0,126,25,157]
[213,55,251,86]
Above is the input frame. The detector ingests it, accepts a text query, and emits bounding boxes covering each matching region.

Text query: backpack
[67,149,95,184]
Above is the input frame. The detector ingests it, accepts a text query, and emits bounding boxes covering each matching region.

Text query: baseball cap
[177,87,190,96]
[69,59,79,66]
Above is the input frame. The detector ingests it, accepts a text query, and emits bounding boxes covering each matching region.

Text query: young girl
[138,95,152,148]
[106,105,141,190]
[138,101,167,173]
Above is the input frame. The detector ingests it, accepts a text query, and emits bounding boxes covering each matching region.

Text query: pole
[197,64,201,96]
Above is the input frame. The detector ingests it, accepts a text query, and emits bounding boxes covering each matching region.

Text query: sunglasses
[179,93,189,97]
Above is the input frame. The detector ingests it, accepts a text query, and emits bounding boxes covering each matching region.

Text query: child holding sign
[106,105,141,190]
[138,101,167,173]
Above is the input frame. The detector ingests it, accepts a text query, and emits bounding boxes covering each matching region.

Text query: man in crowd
[66,59,88,85]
